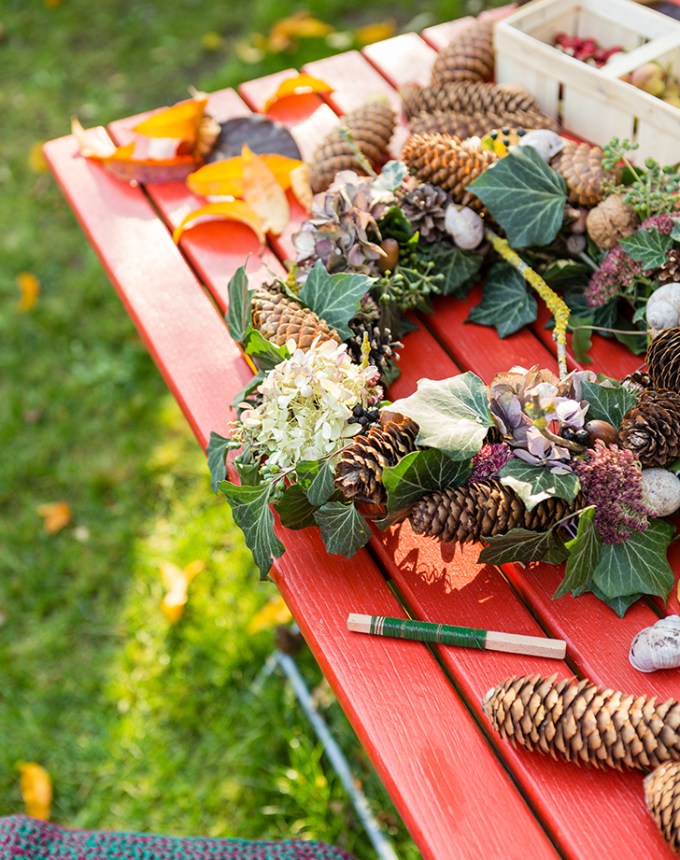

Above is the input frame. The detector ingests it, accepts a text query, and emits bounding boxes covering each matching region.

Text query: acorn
[584,419,619,446]
[378,238,400,273]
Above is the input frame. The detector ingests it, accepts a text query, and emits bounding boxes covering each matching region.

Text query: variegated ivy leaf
[498,460,580,512]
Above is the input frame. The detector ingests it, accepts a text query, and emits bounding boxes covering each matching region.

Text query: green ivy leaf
[390,372,492,459]
[296,459,337,506]
[619,229,673,270]
[373,160,409,194]
[243,327,289,370]
[542,258,592,289]
[592,520,675,600]
[477,526,568,565]
[671,218,680,242]
[499,460,580,511]
[467,146,567,248]
[554,507,600,599]
[314,502,371,557]
[207,431,231,492]
[234,458,261,487]
[382,449,471,514]
[587,586,642,618]
[217,482,285,579]
[569,316,594,365]
[274,484,318,530]
[581,380,636,427]
[612,316,648,355]
[226,263,252,345]
[378,206,415,245]
[418,243,482,297]
[467,262,537,338]
[298,260,372,339]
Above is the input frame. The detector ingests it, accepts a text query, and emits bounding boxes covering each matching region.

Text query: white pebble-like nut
[518,129,565,162]
[641,468,680,516]
[444,204,484,249]
[646,298,680,330]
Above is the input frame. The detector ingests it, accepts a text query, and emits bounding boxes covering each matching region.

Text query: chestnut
[378,238,399,273]
[584,419,619,446]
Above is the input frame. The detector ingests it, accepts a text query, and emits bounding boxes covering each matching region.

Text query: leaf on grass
[159,559,204,623]
[382,449,471,514]
[468,145,567,248]
[478,526,568,565]
[172,200,265,244]
[581,380,636,427]
[296,459,336,506]
[389,373,492,459]
[314,501,371,557]
[37,501,72,535]
[263,73,333,112]
[467,262,537,338]
[619,229,673,271]
[218,482,285,578]
[247,596,292,634]
[133,98,208,142]
[241,144,289,235]
[554,507,600,598]
[243,328,289,370]
[289,163,313,211]
[274,484,318,530]
[267,13,334,52]
[19,763,52,821]
[355,21,396,45]
[17,272,40,312]
[498,460,580,511]
[591,520,675,600]
[298,260,372,339]
[188,153,303,197]
[28,142,48,173]
[226,263,252,344]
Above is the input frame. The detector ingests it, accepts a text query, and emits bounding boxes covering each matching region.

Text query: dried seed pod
[644,761,680,853]
[586,194,639,249]
[630,615,680,673]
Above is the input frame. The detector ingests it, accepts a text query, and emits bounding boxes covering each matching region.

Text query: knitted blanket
[0,816,357,860]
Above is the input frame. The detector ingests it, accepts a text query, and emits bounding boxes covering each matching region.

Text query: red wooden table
[44,8,680,858]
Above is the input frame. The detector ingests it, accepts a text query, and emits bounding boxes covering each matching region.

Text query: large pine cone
[483,674,680,770]
[619,388,680,467]
[309,101,396,193]
[401,133,497,211]
[657,247,680,286]
[401,81,541,120]
[334,411,419,504]
[409,107,558,139]
[409,478,579,544]
[431,19,495,85]
[645,761,680,853]
[550,141,609,207]
[647,327,680,393]
[251,287,341,350]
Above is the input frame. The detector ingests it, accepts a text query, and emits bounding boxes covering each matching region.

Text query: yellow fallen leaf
[19,763,52,820]
[160,559,204,623]
[172,200,266,244]
[268,13,334,52]
[36,501,72,535]
[187,153,303,198]
[289,163,313,211]
[201,31,223,52]
[17,272,40,312]
[133,98,208,142]
[241,144,289,235]
[248,596,293,634]
[263,73,333,112]
[28,142,48,173]
[355,21,397,45]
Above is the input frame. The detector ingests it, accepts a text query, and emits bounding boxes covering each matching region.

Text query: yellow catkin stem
[486,229,570,379]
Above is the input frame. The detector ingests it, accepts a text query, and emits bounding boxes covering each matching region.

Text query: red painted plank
[421,17,477,52]
[363,34,437,88]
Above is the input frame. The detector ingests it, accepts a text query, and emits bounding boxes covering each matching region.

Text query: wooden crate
[494,0,680,163]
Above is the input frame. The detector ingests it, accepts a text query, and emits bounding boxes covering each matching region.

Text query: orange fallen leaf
[267,13,334,52]
[19,763,52,820]
[263,73,333,112]
[133,98,208,142]
[187,153,303,198]
[248,596,292,634]
[289,163,313,211]
[37,501,72,535]
[17,272,40,312]
[241,144,289,235]
[28,142,49,173]
[355,21,397,45]
[173,200,266,244]
[160,559,205,623]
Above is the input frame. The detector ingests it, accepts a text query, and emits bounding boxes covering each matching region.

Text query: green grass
[0,1,508,856]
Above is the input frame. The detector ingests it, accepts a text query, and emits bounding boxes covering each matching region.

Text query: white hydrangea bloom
[240,338,381,470]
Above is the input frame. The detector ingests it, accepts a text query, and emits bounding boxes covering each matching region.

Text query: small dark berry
[353,404,364,417]
[358,415,369,426]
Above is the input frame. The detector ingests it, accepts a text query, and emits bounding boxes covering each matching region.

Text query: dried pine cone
[401,81,541,120]
[334,411,419,504]
[647,327,680,393]
[401,133,497,211]
[309,101,396,193]
[251,287,341,350]
[399,183,451,241]
[345,323,402,380]
[621,369,653,397]
[431,19,495,85]
[550,140,610,208]
[645,761,680,854]
[409,107,558,139]
[585,194,639,249]
[619,388,680,467]
[409,478,580,543]
[483,674,680,770]
[657,247,680,286]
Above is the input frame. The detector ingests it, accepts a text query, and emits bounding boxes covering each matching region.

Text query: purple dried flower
[467,443,512,484]
[573,440,652,544]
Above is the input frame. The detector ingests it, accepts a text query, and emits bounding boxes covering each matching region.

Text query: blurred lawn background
[0,1,501,856]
